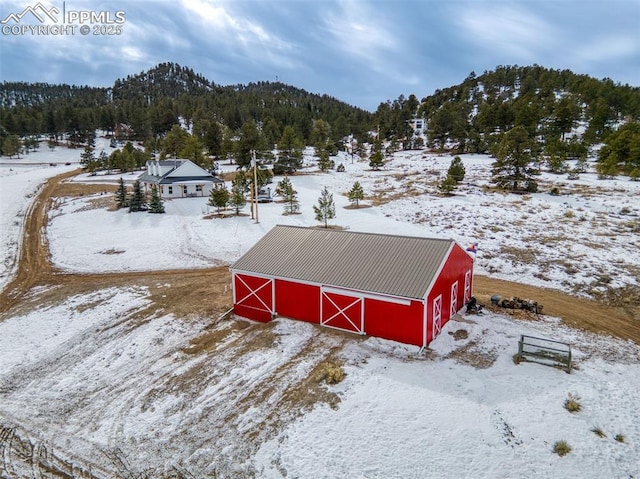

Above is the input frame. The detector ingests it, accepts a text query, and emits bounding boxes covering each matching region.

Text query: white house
[139,159,223,199]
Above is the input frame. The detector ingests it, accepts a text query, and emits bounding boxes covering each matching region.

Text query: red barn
[231,225,474,348]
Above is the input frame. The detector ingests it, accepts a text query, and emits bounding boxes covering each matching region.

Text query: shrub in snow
[316,361,346,385]
[553,440,572,456]
[563,393,582,413]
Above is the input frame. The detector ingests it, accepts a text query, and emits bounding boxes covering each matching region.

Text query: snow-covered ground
[1,140,639,478]
[35,147,640,298]
[1,286,638,478]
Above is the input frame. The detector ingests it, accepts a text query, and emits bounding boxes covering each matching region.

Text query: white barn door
[464,270,472,304]
[450,281,459,318]
[432,294,442,339]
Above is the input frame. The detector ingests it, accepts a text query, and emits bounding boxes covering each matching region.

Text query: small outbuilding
[230,225,474,348]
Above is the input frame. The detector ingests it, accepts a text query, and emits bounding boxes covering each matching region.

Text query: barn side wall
[364,298,424,347]
[275,279,320,323]
[426,245,474,344]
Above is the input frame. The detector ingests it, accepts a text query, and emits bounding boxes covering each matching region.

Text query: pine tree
[2,134,21,158]
[274,126,304,174]
[317,147,333,171]
[148,184,165,213]
[229,178,247,214]
[128,180,147,212]
[369,137,385,170]
[275,177,299,214]
[114,177,128,209]
[284,192,300,215]
[447,156,466,182]
[369,151,384,170]
[275,176,292,198]
[347,181,364,207]
[439,175,456,195]
[313,186,336,227]
[80,143,95,167]
[209,185,230,214]
[491,126,540,191]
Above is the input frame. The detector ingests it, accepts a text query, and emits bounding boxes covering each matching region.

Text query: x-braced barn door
[234,274,274,317]
[432,294,442,339]
[450,281,459,318]
[464,270,472,304]
[321,289,363,334]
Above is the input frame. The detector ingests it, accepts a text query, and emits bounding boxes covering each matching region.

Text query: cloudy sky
[1,0,639,111]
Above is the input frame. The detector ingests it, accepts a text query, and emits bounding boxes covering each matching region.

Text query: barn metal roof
[231,225,457,300]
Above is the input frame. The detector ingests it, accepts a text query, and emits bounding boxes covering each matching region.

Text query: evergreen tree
[114,177,128,209]
[283,191,300,215]
[275,176,294,198]
[98,150,110,173]
[313,186,336,227]
[229,177,247,214]
[209,185,230,213]
[80,143,97,174]
[163,124,188,158]
[439,175,456,195]
[447,156,466,182]
[148,184,165,213]
[2,134,21,158]
[275,176,300,214]
[317,147,333,171]
[369,150,384,170]
[347,181,364,207]
[179,135,206,167]
[274,125,304,174]
[369,137,384,170]
[491,126,540,191]
[597,122,640,175]
[236,121,265,168]
[128,180,147,212]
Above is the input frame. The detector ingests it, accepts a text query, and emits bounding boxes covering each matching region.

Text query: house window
[196,185,203,193]
[168,186,173,195]
[183,185,188,195]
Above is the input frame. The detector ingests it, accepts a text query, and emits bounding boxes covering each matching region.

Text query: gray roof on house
[231,225,457,300]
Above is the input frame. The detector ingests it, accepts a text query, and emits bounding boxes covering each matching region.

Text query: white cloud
[574,34,639,63]
[321,0,399,67]
[457,5,555,59]
[179,0,296,67]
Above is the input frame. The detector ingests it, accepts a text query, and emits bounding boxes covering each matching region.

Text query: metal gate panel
[321,289,363,334]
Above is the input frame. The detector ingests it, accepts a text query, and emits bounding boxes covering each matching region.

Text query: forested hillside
[1,63,639,184]
[371,65,640,181]
[0,62,371,147]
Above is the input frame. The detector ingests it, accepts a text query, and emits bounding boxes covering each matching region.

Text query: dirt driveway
[1,170,638,344]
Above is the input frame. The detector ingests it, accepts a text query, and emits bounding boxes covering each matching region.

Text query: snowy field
[26,147,640,298]
[1,140,639,478]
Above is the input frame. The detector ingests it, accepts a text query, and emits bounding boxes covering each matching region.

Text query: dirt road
[1,169,638,344]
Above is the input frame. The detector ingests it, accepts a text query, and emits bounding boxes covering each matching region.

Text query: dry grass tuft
[614,433,625,443]
[315,361,346,385]
[591,427,606,438]
[553,440,572,456]
[564,393,582,413]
